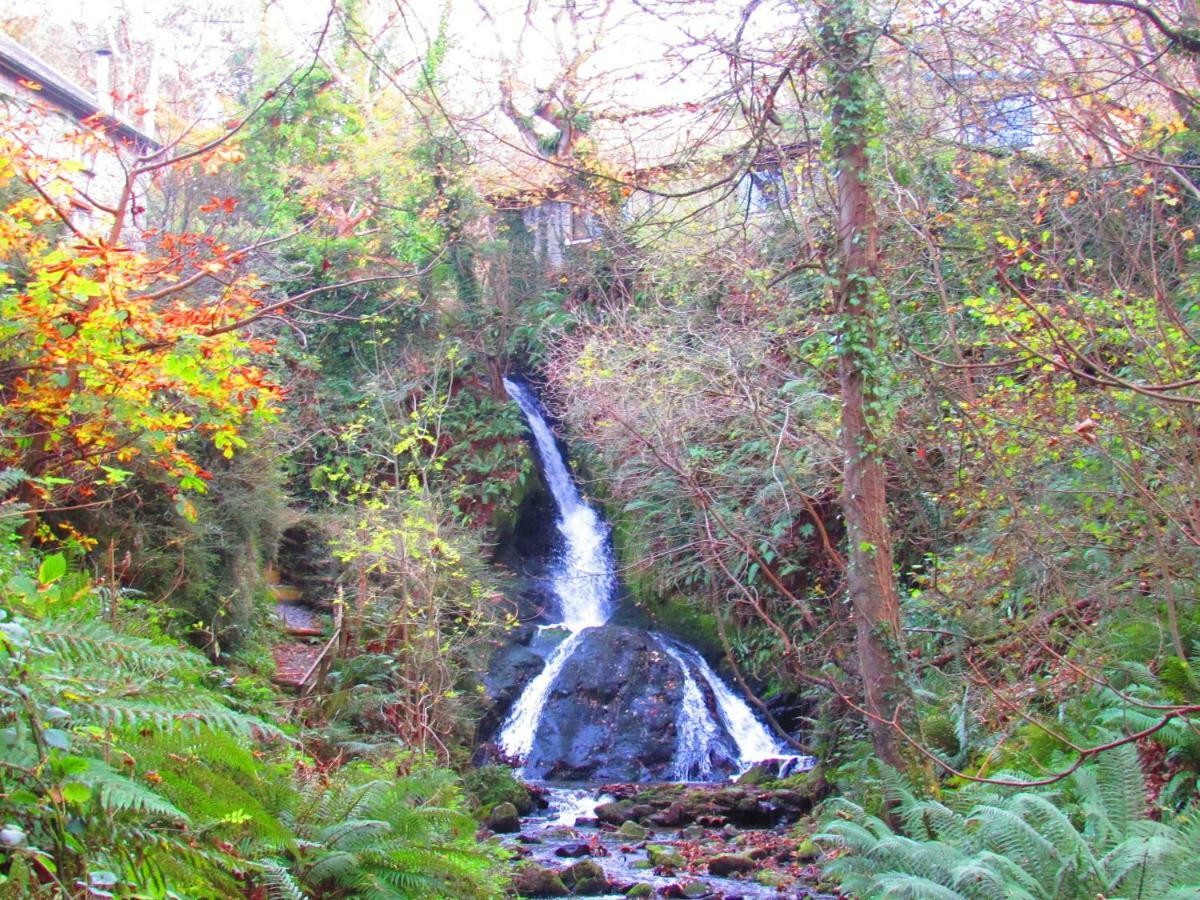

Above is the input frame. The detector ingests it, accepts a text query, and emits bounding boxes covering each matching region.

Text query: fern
[816,749,1200,899]
[290,770,508,899]
[28,616,198,676]
[0,466,27,497]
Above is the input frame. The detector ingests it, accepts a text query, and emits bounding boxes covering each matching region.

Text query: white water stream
[497,377,808,778]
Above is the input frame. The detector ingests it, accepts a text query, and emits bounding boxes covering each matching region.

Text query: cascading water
[497,377,809,780]
[497,378,615,764]
[660,638,811,776]
[501,378,615,630]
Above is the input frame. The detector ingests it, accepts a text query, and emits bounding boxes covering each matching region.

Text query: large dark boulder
[520,626,720,782]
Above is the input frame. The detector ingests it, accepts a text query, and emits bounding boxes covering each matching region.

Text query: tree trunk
[818,0,907,768]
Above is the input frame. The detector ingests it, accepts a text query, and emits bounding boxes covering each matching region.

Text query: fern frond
[253,859,309,900]
[0,467,28,496]
[966,804,1061,885]
[28,617,198,676]
[870,871,969,899]
[83,758,189,822]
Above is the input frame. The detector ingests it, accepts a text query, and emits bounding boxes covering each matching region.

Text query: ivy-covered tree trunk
[818,0,907,768]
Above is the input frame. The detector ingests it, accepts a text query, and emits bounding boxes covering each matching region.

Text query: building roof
[0,31,158,149]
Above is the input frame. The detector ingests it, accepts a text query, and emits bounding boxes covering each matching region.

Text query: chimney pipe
[94,48,113,115]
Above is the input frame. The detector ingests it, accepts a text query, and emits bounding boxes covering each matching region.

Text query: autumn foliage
[0,120,281,528]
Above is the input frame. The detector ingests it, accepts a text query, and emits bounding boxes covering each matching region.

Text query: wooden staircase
[267,566,342,695]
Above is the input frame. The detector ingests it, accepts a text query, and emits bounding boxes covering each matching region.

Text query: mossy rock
[617,820,649,841]
[561,859,609,895]
[707,853,755,876]
[596,799,634,825]
[488,801,521,833]
[625,884,653,898]
[755,869,792,888]
[646,843,685,868]
[795,837,820,861]
[512,862,568,897]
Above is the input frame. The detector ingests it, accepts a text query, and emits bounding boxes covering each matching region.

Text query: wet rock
[488,802,521,833]
[596,799,633,825]
[754,870,792,888]
[660,883,714,898]
[795,837,820,861]
[517,833,544,844]
[561,859,609,895]
[735,756,812,786]
[706,853,756,876]
[601,782,813,829]
[554,842,593,858]
[512,861,568,897]
[617,820,649,841]
[626,884,654,898]
[522,626,714,782]
[479,643,546,739]
[678,825,705,840]
[646,843,686,869]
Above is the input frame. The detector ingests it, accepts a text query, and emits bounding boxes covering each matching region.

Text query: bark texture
[819,0,907,768]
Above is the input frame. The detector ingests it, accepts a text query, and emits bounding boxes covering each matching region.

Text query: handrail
[297,627,341,698]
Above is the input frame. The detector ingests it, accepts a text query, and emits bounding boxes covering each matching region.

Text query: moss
[463,765,533,816]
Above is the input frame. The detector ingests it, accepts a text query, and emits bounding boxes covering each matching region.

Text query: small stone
[660,883,714,899]
[512,861,568,897]
[678,824,705,840]
[517,833,543,844]
[617,820,650,841]
[795,837,820,861]
[626,884,653,897]
[488,801,521,833]
[754,870,792,888]
[706,853,756,876]
[554,842,593,858]
[721,824,739,840]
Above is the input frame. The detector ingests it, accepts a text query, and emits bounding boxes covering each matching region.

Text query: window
[565,204,599,244]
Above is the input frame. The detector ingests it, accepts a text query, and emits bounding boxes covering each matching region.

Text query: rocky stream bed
[489,780,837,899]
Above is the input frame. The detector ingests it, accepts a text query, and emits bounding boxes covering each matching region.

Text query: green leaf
[38,554,67,585]
[62,783,92,805]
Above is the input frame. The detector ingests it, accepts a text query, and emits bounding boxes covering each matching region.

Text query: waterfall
[497,379,615,763]
[661,638,813,774]
[659,641,727,781]
[497,377,809,781]
[502,378,614,630]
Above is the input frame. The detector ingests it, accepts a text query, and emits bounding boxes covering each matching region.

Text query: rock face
[480,638,546,735]
[519,626,717,781]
